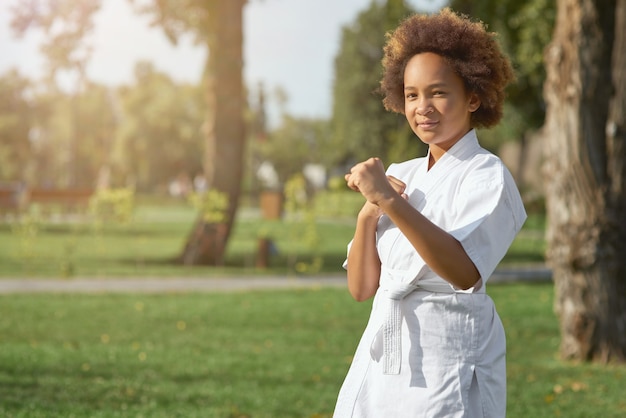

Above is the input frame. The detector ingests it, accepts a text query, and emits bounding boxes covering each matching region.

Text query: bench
[0,183,26,215]
[27,188,94,213]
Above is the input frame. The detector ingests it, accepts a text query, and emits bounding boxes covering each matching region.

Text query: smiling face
[403,52,480,162]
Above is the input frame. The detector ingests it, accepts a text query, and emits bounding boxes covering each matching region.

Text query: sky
[0,0,446,126]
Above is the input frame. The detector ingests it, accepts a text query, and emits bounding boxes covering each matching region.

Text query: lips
[417,120,438,129]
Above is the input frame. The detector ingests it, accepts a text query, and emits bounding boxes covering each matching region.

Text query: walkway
[0,266,552,294]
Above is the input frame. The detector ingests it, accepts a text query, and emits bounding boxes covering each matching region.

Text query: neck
[427,146,445,170]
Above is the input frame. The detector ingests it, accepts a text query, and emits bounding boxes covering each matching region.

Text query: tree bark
[179,0,246,265]
[542,0,626,362]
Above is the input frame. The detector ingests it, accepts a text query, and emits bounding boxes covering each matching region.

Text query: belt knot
[373,268,420,375]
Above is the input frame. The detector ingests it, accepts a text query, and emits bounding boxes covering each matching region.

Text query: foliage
[451,0,556,142]
[0,70,119,187]
[250,115,331,188]
[114,62,205,191]
[89,188,135,225]
[9,1,108,188]
[10,0,249,265]
[52,83,118,188]
[128,0,216,44]
[0,284,625,417]
[9,211,42,270]
[0,65,204,190]
[330,0,427,166]
[10,0,100,81]
[187,189,229,223]
[312,176,365,219]
[0,71,37,182]
[283,174,322,273]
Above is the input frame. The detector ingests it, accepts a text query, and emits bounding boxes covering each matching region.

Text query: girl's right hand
[357,175,408,220]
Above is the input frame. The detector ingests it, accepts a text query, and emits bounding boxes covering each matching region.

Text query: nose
[415,97,433,116]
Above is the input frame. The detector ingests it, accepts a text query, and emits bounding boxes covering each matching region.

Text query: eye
[433,90,446,96]
[405,92,417,100]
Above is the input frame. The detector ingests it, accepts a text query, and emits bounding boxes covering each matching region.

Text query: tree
[12,0,248,265]
[331,0,425,167]
[542,0,626,362]
[133,0,247,265]
[115,62,205,192]
[251,114,330,187]
[0,70,36,182]
[0,71,116,189]
[44,82,117,188]
[11,0,101,188]
[450,0,556,151]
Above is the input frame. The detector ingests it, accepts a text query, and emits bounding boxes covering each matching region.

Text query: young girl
[334,8,526,417]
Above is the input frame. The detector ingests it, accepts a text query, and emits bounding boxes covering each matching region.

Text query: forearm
[378,194,480,290]
[346,211,381,301]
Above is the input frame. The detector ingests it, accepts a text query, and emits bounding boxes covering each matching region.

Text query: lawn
[0,283,624,417]
[0,197,546,278]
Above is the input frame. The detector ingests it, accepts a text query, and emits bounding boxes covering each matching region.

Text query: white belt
[372,266,455,375]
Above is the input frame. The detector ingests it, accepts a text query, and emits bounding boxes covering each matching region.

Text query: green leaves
[187,189,229,223]
[330,0,425,165]
[451,0,556,134]
[10,0,101,78]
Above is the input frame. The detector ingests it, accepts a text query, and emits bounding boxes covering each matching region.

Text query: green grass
[0,283,624,417]
[0,203,355,278]
[0,200,546,278]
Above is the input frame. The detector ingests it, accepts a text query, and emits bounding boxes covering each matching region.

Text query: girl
[334,8,526,418]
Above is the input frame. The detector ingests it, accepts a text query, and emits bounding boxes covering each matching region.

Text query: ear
[468,93,481,113]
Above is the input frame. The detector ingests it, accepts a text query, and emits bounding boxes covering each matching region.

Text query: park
[1,0,625,417]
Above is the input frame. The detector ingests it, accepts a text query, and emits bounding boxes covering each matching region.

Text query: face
[403,52,480,160]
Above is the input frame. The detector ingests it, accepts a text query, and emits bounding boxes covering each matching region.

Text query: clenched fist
[345,158,407,206]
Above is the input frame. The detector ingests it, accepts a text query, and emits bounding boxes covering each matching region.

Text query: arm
[378,193,479,290]
[346,202,382,302]
[346,158,480,290]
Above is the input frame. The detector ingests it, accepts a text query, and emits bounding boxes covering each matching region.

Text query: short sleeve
[342,240,352,270]
[448,157,527,281]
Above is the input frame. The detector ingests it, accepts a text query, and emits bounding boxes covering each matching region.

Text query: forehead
[403,52,460,86]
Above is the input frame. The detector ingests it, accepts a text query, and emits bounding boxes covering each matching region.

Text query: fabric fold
[373,267,456,375]
[377,280,419,374]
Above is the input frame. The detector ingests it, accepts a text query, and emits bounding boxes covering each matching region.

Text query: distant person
[193,173,207,193]
[334,8,526,417]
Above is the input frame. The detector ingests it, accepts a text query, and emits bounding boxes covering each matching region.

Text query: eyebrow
[404,83,448,91]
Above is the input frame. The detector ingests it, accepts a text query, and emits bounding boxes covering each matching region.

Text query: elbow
[349,286,376,302]
[351,293,370,302]
[447,261,481,290]
[346,267,380,302]
[454,273,481,291]
[457,283,475,291]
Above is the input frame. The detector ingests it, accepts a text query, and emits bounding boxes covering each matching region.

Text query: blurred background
[2,2,626,417]
[0,0,550,274]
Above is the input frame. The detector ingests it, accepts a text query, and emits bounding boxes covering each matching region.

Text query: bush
[89,188,135,224]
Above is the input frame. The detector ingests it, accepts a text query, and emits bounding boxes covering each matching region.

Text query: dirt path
[0,275,349,294]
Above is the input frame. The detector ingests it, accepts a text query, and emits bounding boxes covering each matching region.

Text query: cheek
[404,100,413,116]
[404,105,414,124]
[441,100,464,117]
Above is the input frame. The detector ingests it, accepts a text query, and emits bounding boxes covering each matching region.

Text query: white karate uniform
[333,130,527,418]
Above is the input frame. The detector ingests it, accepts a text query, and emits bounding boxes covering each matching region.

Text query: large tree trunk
[179,0,246,265]
[542,0,626,362]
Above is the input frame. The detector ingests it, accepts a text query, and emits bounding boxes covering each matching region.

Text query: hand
[345,158,407,206]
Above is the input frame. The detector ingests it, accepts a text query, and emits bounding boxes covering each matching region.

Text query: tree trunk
[179,0,246,265]
[542,0,626,362]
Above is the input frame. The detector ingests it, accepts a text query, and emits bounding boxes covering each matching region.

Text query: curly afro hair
[380,8,515,128]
